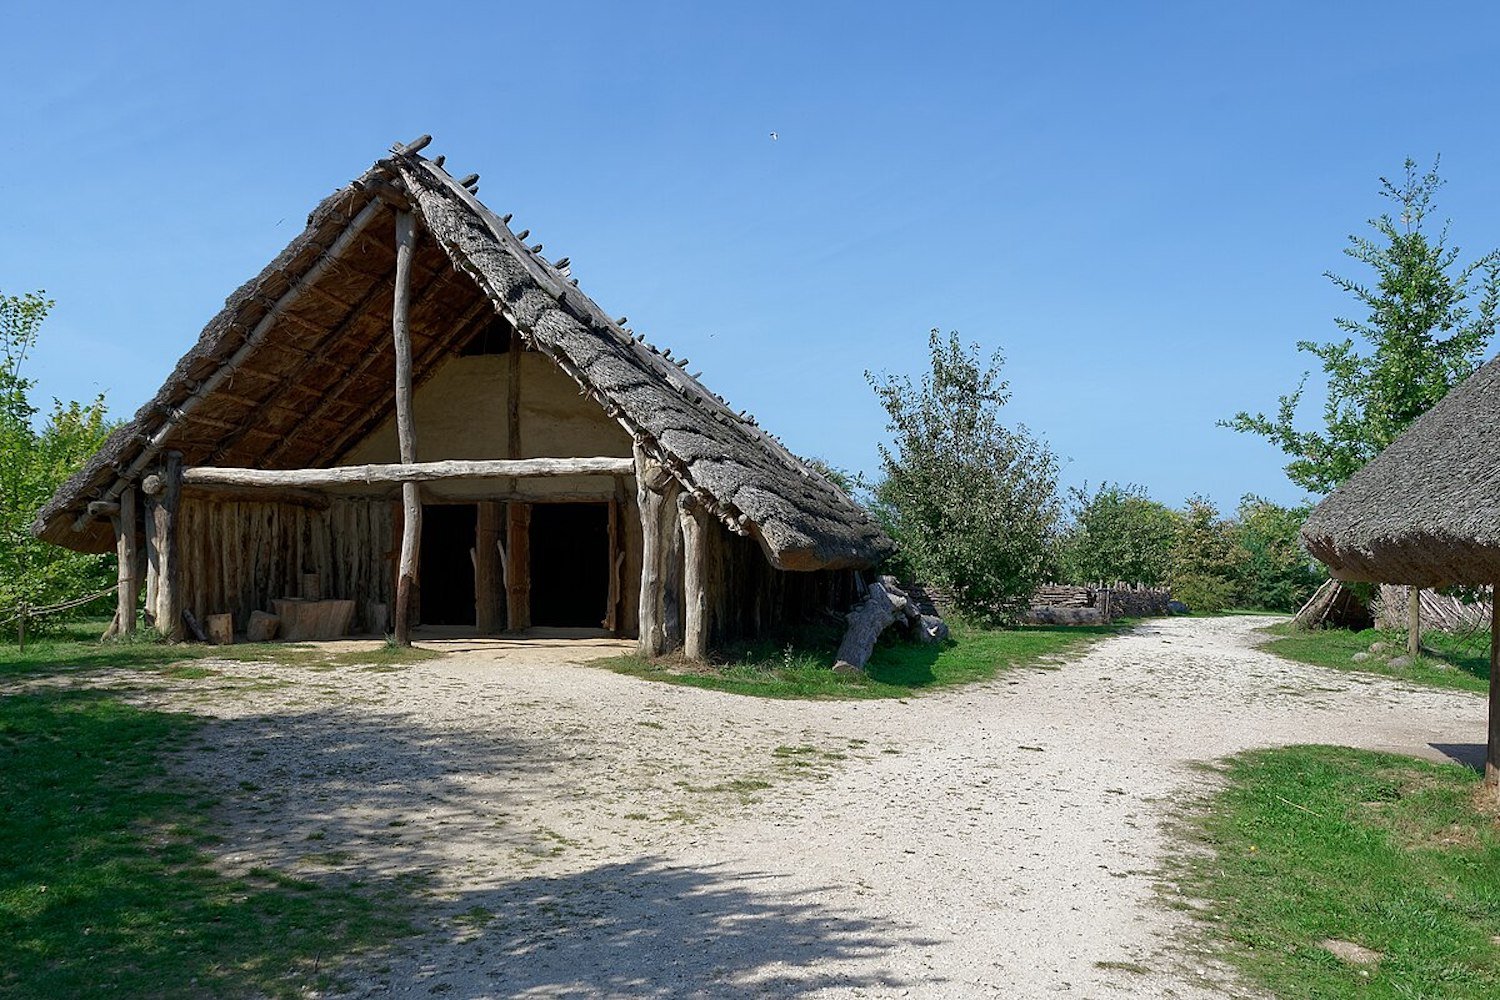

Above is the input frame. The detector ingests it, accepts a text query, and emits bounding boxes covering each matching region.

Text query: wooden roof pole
[1489,592,1499,790]
[392,210,420,646]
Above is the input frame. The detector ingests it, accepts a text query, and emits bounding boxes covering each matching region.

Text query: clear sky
[4,2,1499,513]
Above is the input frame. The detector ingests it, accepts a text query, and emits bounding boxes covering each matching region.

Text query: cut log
[273,598,355,641]
[833,581,908,675]
[181,457,636,489]
[182,607,208,643]
[246,610,280,642]
[205,613,234,645]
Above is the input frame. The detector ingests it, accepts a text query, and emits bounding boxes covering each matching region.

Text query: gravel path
[113,616,1485,997]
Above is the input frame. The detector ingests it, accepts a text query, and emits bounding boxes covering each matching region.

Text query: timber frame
[37,136,893,657]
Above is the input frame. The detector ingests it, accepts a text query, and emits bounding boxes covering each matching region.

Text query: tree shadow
[1430,742,1486,773]
[362,856,944,998]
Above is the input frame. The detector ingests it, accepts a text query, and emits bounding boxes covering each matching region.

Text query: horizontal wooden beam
[182,457,635,489]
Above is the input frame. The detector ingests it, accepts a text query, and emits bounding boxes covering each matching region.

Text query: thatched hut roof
[34,139,893,572]
[1302,353,1500,587]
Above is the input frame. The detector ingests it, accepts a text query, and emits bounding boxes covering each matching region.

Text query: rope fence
[3,584,119,650]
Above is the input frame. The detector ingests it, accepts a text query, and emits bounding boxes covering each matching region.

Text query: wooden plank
[392,210,420,646]
[182,457,636,489]
[476,500,503,634]
[506,502,531,630]
[679,493,710,661]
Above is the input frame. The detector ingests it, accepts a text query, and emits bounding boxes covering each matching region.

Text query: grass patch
[1261,623,1489,693]
[0,688,414,997]
[597,619,1124,700]
[1177,745,1500,999]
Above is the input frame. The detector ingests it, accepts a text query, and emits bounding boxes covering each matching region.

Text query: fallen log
[833,576,947,674]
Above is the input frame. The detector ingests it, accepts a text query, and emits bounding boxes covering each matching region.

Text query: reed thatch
[34,139,893,572]
[1302,353,1500,587]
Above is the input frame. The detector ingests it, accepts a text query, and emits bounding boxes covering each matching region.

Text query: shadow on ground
[351,856,942,998]
[1431,742,1486,772]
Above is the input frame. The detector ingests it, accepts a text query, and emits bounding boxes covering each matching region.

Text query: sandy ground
[58,617,1489,997]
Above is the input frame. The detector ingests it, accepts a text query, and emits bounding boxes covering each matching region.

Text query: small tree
[867,330,1061,623]
[1056,483,1179,587]
[1168,497,1243,614]
[1224,159,1499,493]
[1230,496,1325,612]
[0,291,115,630]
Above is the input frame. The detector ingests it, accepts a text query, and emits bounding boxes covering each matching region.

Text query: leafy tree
[867,330,1061,623]
[1225,159,1500,493]
[1229,496,1325,612]
[1168,496,1243,614]
[1056,483,1179,587]
[0,291,115,631]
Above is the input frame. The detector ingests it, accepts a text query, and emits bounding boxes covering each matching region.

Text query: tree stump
[206,613,234,645]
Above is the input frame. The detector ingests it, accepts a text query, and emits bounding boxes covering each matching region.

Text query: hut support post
[506,503,531,630]
[679,493,710,661]
[635,444,682,656]
[144,452,183,640]
[476,501,503,634]
[1489,591,1500,789]
[113,485,138,636]
[1408,587,1422,658]
[391,209,420,646]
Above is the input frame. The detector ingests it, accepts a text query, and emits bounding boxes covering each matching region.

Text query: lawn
[1260,622,1490,693]
[0,618,432,996]
[1178,745,1500,999]
[600,619,1127,699]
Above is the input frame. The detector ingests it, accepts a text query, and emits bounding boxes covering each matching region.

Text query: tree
[867,330,1061,623]
[1168,497,1243,614]
[0,290,115,630]
[1225,159,1500,494]
[1230,496,1325,612]
[1056,483,1179,587]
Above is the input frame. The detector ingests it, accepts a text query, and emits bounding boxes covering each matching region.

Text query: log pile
[1291,578,1374,630]
[832,576,949,675]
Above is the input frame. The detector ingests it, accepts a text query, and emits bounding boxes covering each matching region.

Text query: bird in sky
[769,131,778,141]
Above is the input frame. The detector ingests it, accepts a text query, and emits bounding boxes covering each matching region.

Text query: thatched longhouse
[1302,352,1500,784]
[34,136,893,656]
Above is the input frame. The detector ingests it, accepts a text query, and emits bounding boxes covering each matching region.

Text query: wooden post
[391,209,420,646]
[635,444,669,656]
[145,452,184,640]
[679,493,710,661]
[1408,586,1422,658]
[476,501,503,633]
[660,488,684,652]
[1489,589,1499,789]
[114,485,138,636]
[505,502,531,630]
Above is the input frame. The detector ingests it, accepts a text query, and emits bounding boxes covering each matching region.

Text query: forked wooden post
[679,493,710,661]
[1488,590,1499,789]
[391,209,421,645]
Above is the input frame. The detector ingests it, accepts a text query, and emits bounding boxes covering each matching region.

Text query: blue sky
[5,2,1499,512]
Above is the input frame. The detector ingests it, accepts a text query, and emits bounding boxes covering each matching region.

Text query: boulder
[1386,655,1413,669]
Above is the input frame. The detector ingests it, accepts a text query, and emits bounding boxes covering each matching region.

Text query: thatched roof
[34,139,893,572]
[1302,353,1500,587]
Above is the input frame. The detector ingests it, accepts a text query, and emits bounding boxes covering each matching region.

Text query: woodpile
[1291,579,1374,630]
[832,576,948,675]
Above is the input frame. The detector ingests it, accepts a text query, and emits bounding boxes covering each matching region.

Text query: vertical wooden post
[114,485,138,635]
[505,502,531,630]
[635,444,666,656]
[146,452,184,640]
[679,493,710,661]
[476,501,503,633]
[391,210,420,646]
[660,489,684,652]
[1408,586,1422,658]
[1488,589,1499,789]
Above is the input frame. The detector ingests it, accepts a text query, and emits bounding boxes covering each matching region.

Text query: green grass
[598,619,1126,699]
[1261,623,1490,693]
[1178,745,1500,999]
[0,688,414,997]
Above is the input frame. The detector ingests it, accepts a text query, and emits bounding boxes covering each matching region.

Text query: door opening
[529,502,610,628]
[419,503,478,626]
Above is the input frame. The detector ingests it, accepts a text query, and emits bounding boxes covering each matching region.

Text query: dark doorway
[529,503,610,628]
[420,504,477,626]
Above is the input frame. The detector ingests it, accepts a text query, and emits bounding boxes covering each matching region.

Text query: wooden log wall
[176,496,395,634]
[705,524,860,648]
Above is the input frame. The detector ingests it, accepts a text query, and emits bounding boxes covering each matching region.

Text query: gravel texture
[74,617,1489,997]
